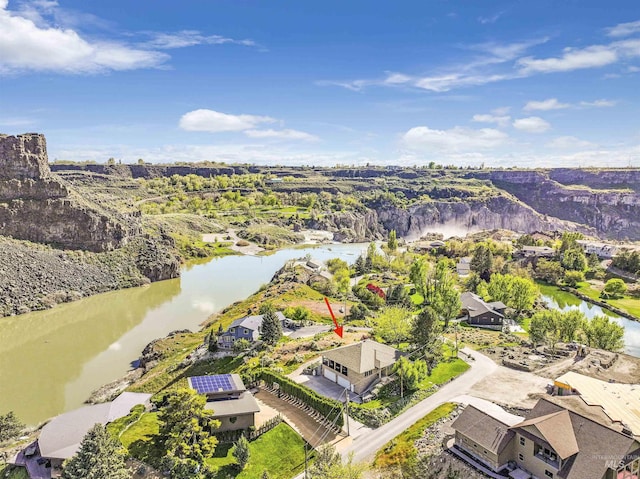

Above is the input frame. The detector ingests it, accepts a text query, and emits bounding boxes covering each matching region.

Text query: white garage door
[337,375,351,390]
[323,369,336,382]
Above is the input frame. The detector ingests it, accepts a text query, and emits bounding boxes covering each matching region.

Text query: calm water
[540,285,640,357]
[0,243,367,425]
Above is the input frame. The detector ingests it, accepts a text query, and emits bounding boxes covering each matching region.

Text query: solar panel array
[190,374,235,394]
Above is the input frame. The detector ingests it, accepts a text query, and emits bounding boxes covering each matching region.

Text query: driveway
[291,374,349,402]
[253,388,339,448]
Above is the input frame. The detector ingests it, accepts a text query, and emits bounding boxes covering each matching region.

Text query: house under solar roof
[188,373,247,400]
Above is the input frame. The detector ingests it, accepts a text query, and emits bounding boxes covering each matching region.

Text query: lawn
[374,402,457,467]
[0,465,29,479]
[208,423,306,479]
[420,357,470,389]
[119,412,161,463]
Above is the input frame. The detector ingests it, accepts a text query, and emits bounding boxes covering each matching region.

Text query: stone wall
[0,133,139,252]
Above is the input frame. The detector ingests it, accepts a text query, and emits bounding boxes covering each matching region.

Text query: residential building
[521,246,555,258]
[457,256,472,276]
[451,405,517,472]
[16,392,151,477]
[320,339,402,395]
[217,311,288,349]
[458,291,506,330]
[452,397,640,479]
[576,240,620,259]
[188,374,260,432]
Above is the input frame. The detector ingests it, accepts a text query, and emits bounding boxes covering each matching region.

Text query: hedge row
[259,369,344,427]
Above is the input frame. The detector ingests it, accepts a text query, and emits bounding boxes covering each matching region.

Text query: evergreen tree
[61,424,130,479]
[307,444,342,479]
[156,388,220,479]
[232,435,250,470]
[387,230,398,251]
[470,243,494,281]
[261,310,283,345]
[0,411,24,443]
[411,307,441,350]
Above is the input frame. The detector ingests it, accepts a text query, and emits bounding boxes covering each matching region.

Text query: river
[0,243,368,425]
[539,284,640,357]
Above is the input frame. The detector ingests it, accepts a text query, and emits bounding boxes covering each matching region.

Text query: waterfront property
[452,396,640,479]
[320,339,402,395]
[217,311,288,349]
[188,374,260,432]
[14,392,151,478]
[458,291,506,330]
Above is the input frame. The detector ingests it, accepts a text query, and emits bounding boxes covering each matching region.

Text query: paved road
[345,347,497,463]
[292,347,497,477]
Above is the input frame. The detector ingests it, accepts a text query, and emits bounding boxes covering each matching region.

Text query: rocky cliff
[0,134,140,252]
[466,170,640,240]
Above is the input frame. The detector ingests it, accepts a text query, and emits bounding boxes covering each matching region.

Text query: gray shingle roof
[204,392,260,417]
[460,292,505,319]
[227,311,287,332]
[451,405,515,455]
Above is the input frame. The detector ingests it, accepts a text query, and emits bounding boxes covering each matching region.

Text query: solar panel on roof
[189,374,235,394]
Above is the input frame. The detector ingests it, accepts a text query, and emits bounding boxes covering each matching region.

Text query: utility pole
[304,442,308,479]
[345,388,351,436]
[454,322,459,357]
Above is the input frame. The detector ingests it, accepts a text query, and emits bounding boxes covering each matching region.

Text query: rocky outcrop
[466,170,640,240]
[0,133,140,252]
[307,210,386,242]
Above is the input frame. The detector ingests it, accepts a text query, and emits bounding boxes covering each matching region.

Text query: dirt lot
[468,366,550,409]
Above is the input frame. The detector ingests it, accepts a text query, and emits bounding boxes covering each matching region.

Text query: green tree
[558,310,584,343]
[424,259,461,328]
[563,270,585,287]
[470,243,494,281]
[411,307,441,350]
[562,249,587,271]
[261,471,270,479]
[207,333,218,353]
[0,411,24,443]
[233,338,252,352]
[283,306,311,323]
[559,232,583,254]
[373,306,412,346]
[409,257,428,303]
[393,356,428,395]
[261,310,283,345]
[232,435,250,470]
[582,315,624,351]
[307,444,342,479]
[387,230,398,251]
[535,259,564,284]
[61,424,129,479]
[156,388,220,479]
[509,276,539,315]
[603,278,627,298]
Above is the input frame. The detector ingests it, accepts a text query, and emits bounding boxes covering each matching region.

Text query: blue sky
[1,0,640,167]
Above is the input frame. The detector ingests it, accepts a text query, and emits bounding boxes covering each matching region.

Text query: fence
[215,414,283,443]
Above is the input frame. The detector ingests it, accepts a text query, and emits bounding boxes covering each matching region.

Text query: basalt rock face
[466,170,640,240]
[0,133,140,252]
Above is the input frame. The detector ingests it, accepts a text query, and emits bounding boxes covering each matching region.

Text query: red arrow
[324,297,343,338]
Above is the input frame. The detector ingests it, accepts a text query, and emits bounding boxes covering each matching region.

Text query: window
[329,360,334,369]
[520,437,525,446]
[519,454,524,461]
[341,366,348,375]
[244,329,249,335]
[545,471,553,478]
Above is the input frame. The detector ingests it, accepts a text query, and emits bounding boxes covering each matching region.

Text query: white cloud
[179,109,276,133]
[546,136,596,149]
[0,1,168,73]
[579,99,617,107]
[244,129,318,142]
[524,98,570,111]
[383,72,412,85]
[513,116,551,133]
[518,45,618,73]
[143,30,256,49]
[478,11,505,25]
[179,109,317,142]
[606,20,640,38]
[402,126,508,152]
[472,113,511,127]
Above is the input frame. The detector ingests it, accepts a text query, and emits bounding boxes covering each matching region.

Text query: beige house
[188,374,260,432]
[452,397,640,479]
[321,340,402,395]
[451,405,515,471]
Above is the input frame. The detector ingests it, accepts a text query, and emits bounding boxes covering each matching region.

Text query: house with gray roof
[188,374,260,432]
[459,291,505,330]
[25,392,151,476]
[452,397,640,479]
[321,340,402,395]
[217,311,288,349]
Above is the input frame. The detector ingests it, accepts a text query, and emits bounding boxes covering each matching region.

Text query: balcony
[535,452,559,470]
